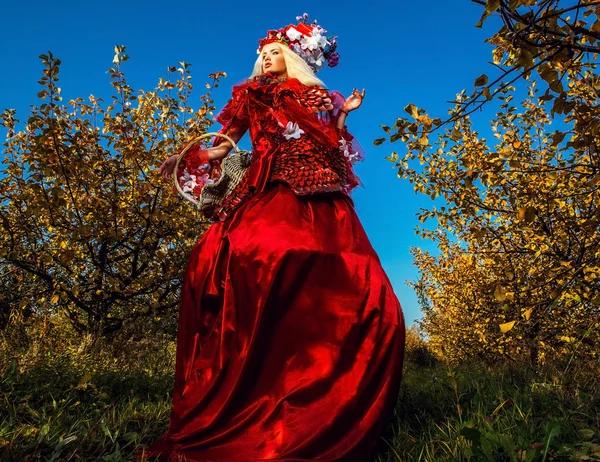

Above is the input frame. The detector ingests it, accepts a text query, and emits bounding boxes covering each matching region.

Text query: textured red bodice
[208,73,363,221]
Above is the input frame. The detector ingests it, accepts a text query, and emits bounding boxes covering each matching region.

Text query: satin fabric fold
[142,183,405,461]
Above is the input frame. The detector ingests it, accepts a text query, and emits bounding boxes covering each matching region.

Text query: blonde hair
[251,43,326,88]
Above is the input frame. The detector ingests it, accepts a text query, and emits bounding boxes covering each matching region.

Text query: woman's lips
[265,63,271,68]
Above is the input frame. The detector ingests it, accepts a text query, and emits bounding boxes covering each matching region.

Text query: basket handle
[171,132,240,190]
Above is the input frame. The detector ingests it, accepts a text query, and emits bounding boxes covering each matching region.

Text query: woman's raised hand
[159,154,180,181]
[341,88,366,113]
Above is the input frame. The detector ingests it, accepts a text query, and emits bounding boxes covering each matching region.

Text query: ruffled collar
[251,72,289,86]
[243,74,308,97]
[238,74,309,108]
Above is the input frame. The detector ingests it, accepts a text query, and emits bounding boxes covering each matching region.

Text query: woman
[145,16,405,462]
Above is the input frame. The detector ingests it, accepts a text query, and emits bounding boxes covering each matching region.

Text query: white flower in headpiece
[286,27,303,41]
[282,121,305,140]
[309,51,325,69]
[301,28,328,51]
[302,33,321,51]
[318,32,329,47]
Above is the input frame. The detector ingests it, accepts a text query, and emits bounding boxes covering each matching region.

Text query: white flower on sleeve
[282,121,305,140]
[339,138,360,164]
[348,152,360,163]
[286,27,303,41]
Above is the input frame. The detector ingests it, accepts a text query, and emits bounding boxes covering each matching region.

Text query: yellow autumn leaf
[518,48,534,69]
[404,104,418,118]
[494,285,507,302]
[485,0,500,13]
[499,321,516,333]
[474,74,489,86]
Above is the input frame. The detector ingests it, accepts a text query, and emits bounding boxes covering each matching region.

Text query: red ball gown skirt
[142,182,405,462]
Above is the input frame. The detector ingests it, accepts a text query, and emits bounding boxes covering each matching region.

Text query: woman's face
[261,43,287,77]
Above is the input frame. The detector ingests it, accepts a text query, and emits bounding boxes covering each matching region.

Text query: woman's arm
[205,126,246,161]
[336,111,348,130]
[158,127,246,181]
[336,88,365,129]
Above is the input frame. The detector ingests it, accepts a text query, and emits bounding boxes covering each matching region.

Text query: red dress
[142,74,405,462]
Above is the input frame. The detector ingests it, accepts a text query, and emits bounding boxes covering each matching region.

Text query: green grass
[1,346,599,461]
[372,363,600,461]
[0,357,172,461]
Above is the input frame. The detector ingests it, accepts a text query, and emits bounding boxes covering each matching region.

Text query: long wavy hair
[251,43,325,88]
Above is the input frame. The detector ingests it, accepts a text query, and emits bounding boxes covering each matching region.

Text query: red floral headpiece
[257,13,340,73]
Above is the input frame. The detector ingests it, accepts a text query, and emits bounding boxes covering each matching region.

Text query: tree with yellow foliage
[0,47,224,339]
[379,0,600,364]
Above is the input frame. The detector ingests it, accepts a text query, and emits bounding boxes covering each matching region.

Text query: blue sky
[0,0,498,325]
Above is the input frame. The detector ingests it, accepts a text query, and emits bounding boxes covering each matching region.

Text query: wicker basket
[172,132,252,212]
